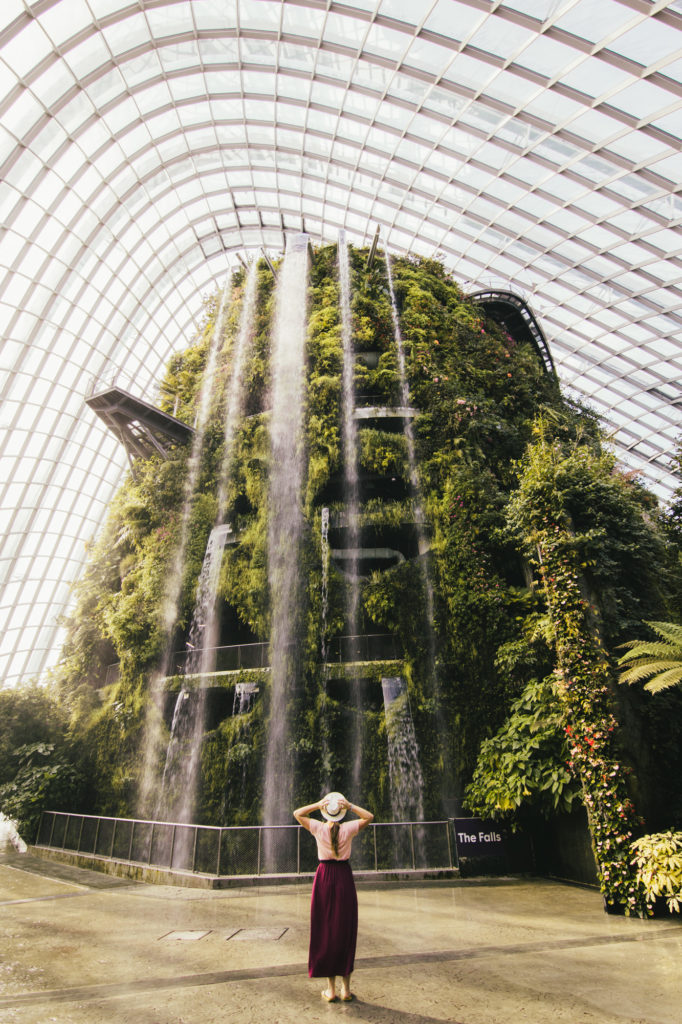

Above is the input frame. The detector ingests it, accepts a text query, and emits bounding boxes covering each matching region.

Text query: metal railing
[172,641,271,675]
[324,633,401,662]
[36,811,456,877]
[166,634,401,677]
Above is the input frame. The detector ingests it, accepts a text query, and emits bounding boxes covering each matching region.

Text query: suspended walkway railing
[153,633,402,677]
[35,811,456,879]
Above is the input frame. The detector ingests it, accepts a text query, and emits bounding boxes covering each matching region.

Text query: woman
[293,792,374,1002]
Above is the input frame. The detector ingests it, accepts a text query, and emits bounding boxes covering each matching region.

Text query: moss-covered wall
[52,245,682,862]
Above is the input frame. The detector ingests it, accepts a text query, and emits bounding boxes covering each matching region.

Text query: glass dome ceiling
[1,0,681,687]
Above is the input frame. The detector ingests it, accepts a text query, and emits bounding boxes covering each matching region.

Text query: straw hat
[321,791,347,822]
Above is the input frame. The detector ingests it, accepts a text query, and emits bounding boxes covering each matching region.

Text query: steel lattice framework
[1,0,681,686]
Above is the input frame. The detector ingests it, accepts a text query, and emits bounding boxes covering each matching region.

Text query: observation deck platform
[85,373,194,460]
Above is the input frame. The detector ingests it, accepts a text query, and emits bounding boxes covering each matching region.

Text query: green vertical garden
[12,244,679,913]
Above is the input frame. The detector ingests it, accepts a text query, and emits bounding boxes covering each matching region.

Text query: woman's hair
[330,822,340,856]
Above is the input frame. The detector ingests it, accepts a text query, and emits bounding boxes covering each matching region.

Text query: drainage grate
[227,927,288,941]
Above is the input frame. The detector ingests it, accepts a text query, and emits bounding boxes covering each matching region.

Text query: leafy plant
[618,621,682,694]
[465,676,580,818]
[0,743,87,841]
[630,831,682,913]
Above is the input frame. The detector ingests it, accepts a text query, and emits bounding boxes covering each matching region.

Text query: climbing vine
[507,430,652,913]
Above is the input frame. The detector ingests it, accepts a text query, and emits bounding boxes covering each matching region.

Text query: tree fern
[618,621,682,694]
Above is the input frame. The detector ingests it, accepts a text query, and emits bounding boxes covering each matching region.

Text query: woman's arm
[293,799,325,832]
[341,798,374,831]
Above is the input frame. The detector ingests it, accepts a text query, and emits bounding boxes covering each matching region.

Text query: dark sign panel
[453,817,505,858]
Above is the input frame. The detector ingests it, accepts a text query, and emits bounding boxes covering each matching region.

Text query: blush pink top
[308,817,361,860]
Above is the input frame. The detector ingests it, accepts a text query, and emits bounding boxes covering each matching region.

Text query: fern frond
[647,620,682,647]
[619,661,680,686]
[644,666,682,695]
[618,642,682,665]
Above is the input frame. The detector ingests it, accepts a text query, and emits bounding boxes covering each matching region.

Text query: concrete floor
[1,850,680,1024]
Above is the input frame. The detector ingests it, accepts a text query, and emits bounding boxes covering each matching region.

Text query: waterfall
[339,231,361,623]
[154,524,231,822]
[158,279,233,666]
[385,256,437,650]
[320,506,332,789]
[382,676,426,865]
[186,524,232,675]
[320,506,330,663]
[233,681,258,715]
[263,233,309,865]
[215,258,259,523]
[138,277,232,817]
[338,231,364,798]
[148,261,259,824]
[385,255,454,812]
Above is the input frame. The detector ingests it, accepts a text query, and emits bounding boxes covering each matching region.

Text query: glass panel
[609,80,679,121]
[146,2,194,36]
[405,36,453,76]
[424,0,483,39]
[39,0,93,47]
[192,0,238,31]
[6,19,54,77]
[363,22,410,62]
[101,13,152,56]
[239,0,282,31]
[517,34,580,78]
[554,0,636,45]
[614,20,682,65]
[324,11,368,48]
[468,16,534,58]
[66,33,115,79]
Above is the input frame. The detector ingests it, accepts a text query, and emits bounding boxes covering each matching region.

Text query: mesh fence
[36,812,455,876]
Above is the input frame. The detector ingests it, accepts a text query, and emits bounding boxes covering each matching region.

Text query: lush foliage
[17,245,679,888]
[0,686,88,838]
[506,430,662,913]
[465,675,580,818]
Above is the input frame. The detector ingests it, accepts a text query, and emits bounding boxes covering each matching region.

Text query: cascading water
[385,255,453,811]
[215,258,259,523]
[263,233,309,868]
[385,256,438,653]
[320,506,330,664]
[152,260,259,824]
[185,524,233,675]
[385,258,431,568]
[338,230,364,797]
[382,676,426,865]
[155,523,231,822]
[138,277,232,817]
[233,682,258,715]
[319,506,332,789]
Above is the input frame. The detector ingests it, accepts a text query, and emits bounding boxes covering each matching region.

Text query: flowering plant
[630,831,682,913]
[508,431,648,914]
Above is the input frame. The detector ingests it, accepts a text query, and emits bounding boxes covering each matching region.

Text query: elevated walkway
[354,404,417,433]
[85,372,194,460]
[470,288,556,376]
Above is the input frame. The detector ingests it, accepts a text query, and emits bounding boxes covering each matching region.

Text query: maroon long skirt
[308,859,358,978]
